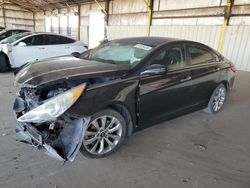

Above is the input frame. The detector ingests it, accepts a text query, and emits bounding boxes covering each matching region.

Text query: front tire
[205,84,227,114]
[80,109,126,158]
[0,53,7,72]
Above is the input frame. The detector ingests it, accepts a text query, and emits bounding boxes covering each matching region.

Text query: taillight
[229,66,236,73]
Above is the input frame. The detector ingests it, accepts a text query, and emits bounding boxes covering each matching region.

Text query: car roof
[23,32,75,38]
[111,37,184,47]
[111,37,218,53]
[4,29,30,31]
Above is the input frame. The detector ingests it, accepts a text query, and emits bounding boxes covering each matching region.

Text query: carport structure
[0,0,250,71]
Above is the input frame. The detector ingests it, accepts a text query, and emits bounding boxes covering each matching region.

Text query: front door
[139,44,193,127]
[11,35,47,67]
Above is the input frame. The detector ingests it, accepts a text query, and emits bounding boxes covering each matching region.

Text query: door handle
[39,47,45,50]
[65,47,70,49]
[181,76,192,82]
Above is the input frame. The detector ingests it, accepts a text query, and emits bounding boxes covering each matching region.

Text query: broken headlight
[17,83,86,123]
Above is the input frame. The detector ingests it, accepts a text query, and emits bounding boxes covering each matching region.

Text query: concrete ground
[0,71,249,188]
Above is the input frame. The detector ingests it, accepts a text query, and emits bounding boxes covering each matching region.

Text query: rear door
[186,43,222,107]
[43,35,77,57]
[139,43,193,126]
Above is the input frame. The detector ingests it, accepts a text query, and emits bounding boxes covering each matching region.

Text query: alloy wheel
[83,116,122,155]
[212,87,226,112]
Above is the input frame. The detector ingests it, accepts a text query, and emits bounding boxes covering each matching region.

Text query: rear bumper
[16,116,90,161]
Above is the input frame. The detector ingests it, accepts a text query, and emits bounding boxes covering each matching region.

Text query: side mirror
[18,42,27,47]
[141,64,167,76]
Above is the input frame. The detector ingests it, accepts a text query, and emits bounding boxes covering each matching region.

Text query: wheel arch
[219,80,229,91]
[106,102,134,137]
[3,52,11,68]
[0,52,11,69]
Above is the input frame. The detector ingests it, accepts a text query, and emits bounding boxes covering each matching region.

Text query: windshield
[0,32,31,44]
[79,42,153,67]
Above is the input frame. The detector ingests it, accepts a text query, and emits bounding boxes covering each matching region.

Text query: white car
[0,32,87,71]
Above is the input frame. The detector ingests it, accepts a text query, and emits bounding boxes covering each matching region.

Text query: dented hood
[14,56,129,87]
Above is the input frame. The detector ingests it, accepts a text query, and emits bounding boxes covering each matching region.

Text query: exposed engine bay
[14,82,90,161]
[13,74,120,161]
[12,49,129,161]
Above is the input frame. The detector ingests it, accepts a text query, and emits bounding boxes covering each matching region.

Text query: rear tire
[80,109,126,158]
[205,84,227,114]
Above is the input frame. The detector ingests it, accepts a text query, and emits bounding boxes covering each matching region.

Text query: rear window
[188,46,216,65]
[45,35,75,45]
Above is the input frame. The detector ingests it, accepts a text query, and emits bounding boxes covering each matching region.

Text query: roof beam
[40,0,58,11]
[8,0,42,12]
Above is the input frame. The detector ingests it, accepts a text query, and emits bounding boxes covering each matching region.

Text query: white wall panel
[5,10,33,19]
[223,26,250,71]
[111,0,146,14]
[107,26,146,39]
[158,0,223,10]
[234,0,250,5]
[230,16,250,25]
[0,4,35,30]
[35,12,45,32]
[80,25,88,44]
[109,13,147,25]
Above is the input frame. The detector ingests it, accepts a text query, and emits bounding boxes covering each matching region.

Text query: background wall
[0,1,35,30]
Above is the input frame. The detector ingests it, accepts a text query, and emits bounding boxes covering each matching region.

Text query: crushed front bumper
[16,117,90,161]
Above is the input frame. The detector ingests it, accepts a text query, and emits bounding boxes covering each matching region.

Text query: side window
[188,46,215,65]
[58,36,75,44]
[150,46,186,70]
[45,35,75,45]
[21,36,34,45]
[22,35,45,46]
[44,35,57,45]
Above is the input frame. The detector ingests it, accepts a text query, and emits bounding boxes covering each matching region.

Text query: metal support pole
[3,2,6,28]
[78,4,81,40]
[144,0,153,36]
[217,0,233,53]
[33,12,35,31]
[105,0,110,25]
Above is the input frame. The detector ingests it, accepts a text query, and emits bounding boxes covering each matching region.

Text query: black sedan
[13,37,236,160]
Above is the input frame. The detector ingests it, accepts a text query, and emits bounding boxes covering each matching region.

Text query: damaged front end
[13,83,90,161]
